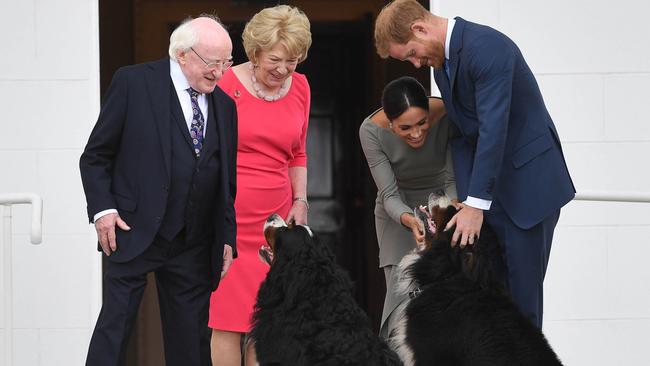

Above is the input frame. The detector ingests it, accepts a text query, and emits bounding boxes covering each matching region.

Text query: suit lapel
[439,17,468,138]
[214,93,228,167]
[434,68,450,104]
[170,89,195,151]
[434,67,461,130]
[145,58,173,180]
[207,91,230,200]
[448,17,465,94]
[197,95,219,165]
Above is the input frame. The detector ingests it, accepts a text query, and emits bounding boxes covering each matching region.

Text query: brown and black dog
[392,195,564,366]
[250,214,402,366]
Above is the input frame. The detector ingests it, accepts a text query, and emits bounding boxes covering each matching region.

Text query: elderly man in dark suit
[80,15,237,365]
[374,0,575,329]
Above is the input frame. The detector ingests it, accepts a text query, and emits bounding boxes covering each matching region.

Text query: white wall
[431,0,650,365]
[1,0,649,364]
[0,0,101,365]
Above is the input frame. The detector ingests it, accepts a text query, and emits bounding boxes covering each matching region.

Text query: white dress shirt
[169,59,209,135]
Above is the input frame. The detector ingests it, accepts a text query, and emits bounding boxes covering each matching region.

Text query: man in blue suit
[80,15,237,365]
[374,0,575,329]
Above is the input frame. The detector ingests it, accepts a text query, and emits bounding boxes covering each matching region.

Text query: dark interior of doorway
[99,1,430,364]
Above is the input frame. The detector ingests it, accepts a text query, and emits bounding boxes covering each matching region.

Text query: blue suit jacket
[434,18,575,229]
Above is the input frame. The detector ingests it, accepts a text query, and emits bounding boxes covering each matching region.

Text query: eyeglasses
[190,47,233,71]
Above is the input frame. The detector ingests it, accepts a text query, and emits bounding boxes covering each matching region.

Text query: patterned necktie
[186,87,205,158]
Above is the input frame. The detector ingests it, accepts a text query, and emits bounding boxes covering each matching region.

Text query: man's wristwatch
[293,197,309,210]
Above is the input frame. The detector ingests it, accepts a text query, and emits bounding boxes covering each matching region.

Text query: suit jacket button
[155,216,161,222]
[162,185,168,192]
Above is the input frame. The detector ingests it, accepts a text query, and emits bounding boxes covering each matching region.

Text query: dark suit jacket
[79,57,237,289]
[434,17,575,229]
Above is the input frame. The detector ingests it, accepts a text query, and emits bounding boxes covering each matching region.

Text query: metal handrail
[1,193,43,366]
[0,193,43,244]
[574,190,650,203]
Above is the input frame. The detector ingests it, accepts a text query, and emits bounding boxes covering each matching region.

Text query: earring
[389,122,393,128]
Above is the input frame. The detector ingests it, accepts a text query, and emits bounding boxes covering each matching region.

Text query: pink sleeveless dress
[208,68,310,332]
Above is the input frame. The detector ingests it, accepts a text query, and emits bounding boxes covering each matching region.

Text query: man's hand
[94,213,131,256]
[451,198,465,210]
[221,244,234,279]
[445,205,483,248]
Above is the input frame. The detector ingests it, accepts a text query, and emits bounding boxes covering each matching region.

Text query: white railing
[1,193,43,366]
[574,190,650,203]
[0,189,647,364]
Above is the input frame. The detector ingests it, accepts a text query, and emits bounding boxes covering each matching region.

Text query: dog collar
[407,276,455,299]
[408,287,423,299]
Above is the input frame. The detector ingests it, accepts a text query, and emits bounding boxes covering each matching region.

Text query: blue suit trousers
[485,201,560,329]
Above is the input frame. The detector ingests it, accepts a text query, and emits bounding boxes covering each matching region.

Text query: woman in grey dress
[359,76,458,340]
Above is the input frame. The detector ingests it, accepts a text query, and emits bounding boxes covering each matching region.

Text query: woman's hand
[401,213,424,246]
[286,199,308,225]
[287,167,308,225]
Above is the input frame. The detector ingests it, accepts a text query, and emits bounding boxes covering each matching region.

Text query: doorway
[98,1,430,364]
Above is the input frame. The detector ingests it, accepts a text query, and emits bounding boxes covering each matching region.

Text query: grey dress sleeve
[359,120,412,224]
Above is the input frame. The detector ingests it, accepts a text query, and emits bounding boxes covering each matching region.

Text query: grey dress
[359,108,457,339]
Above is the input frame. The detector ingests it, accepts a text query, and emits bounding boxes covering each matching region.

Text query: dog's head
[411,194,501,287]
[413,194,457,251]
[253,214,346,346]
[260,213,315,266]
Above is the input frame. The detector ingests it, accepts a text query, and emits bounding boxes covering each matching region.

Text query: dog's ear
[460,249,478,281]
[263,213,288,252]
[264,225,278,251]
[459,245,497,288]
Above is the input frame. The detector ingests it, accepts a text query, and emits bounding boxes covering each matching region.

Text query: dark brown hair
[382,76,429,121]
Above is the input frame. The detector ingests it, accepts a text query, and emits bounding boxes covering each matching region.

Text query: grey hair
[168,14,224,61]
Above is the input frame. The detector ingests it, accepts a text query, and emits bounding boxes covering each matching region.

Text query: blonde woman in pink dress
[208,5,312,366]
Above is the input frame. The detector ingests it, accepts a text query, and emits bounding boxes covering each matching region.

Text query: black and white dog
[251,214,402,366]
[392,195,564,366]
